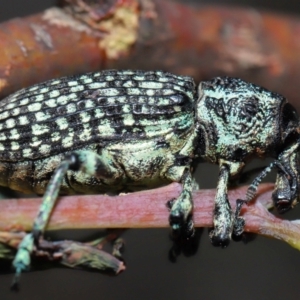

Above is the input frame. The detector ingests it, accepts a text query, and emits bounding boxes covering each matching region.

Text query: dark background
[1,1,300,299]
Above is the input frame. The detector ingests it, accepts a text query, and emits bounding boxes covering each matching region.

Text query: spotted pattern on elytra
[0,70,196,161]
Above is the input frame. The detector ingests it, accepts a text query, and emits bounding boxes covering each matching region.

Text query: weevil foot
[11,233,35,290]
[233,217,245,237]
[169,212,194,239]
[112,238,125,259]
[209,229,231,248]
[232,199,246,237]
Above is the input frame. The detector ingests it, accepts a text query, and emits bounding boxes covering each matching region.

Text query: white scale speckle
[0,111,9,120]
[50,80,60,85]
[80,112,91,123]
[35,94,45,101]
[98,125,115,136]
[106,98,116,105]
[40,87,50,93]
[20,98,29,106]
[23,148,32,158]
[6,103,16,110]
[133,75,145,81]
[146,90,155,96]
[5,118,16,128]
[127,88,141,95]
[56,118,68,130]
[105,76,114,81]
[57,96,68,105]
[102,88,120,96]
[122,104,131,113]
[85,99,94,108]
[68,81,78,86]
[39,144,51,154]
[66,103,77,113]
[141,106,150,114]
[94,108,104,118]
[0,143,4,151]
[70,85,84,93]
[158,76,168,82]
[32,124,50,135]
[9,129,20,140]
[45,99,57,107]
[162,89,176,95]
[51,132,61,142]
[123,114,135,126]
[81,77,93,84]
[11,108,20,116]
[63,132,74,148]
[121,70,134,75]
[28,102,42,112]
[49,90,60,98]
[148,98,155,105]
[123,81,135,88]
[79,127,91,141]
[35,111,49,121]
[174,106,182,112]
[29,86,39,91]
[88,82,108,89]
[0,133,6,141]
[11,142,20,150]
[68,93,77,100]
[30,140,42,147]
[139,81,163,89]
[19,116,29,125]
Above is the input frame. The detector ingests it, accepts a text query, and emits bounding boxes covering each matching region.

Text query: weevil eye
[281,103,299,143]
[281,103,298,128]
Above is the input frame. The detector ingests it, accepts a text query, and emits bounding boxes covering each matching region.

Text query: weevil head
[195,77,300,163]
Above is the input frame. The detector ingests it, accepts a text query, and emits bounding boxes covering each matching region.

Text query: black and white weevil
[1,70,299,285]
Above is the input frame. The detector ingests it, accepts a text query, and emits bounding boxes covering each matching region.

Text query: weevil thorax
[195,77,297,163]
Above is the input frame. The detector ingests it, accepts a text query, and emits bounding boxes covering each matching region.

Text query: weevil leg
[233,160,285,236]
[166,168,194,238]
[273,140,300,213]
[12,150,124,289]
[234,138,300,233]
[209,163,233,247]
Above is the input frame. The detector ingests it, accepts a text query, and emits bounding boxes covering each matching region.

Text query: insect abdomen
[0,70,196,162]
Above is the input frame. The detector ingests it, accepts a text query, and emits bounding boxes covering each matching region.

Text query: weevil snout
[272,101,300,213]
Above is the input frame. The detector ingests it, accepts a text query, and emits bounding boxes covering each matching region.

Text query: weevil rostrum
[0,70,299,286]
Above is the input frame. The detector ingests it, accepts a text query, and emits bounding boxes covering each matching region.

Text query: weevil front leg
[12,150,124,289]
[209,163,233,247]
[166,168,194,238]
[232,140,300,237]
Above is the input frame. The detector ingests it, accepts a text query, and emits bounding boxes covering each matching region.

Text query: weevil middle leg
[166,167,194,238]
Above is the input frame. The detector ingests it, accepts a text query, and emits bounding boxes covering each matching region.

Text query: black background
[1,1,300,299]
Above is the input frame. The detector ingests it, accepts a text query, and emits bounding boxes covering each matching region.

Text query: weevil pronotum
[0,70,299,288]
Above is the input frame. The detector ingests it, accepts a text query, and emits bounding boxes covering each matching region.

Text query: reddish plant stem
[1,183,300,251]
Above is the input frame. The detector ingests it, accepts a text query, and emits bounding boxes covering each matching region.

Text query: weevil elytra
[0,70,299,287]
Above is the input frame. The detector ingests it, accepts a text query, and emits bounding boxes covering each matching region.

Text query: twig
[1,183,300,251]
[1,1,300,109]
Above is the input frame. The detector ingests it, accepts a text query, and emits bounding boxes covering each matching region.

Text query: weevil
[0,70,299,287]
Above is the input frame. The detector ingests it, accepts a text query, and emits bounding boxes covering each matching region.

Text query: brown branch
[1,183,300,251]
[1,1,300,110]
